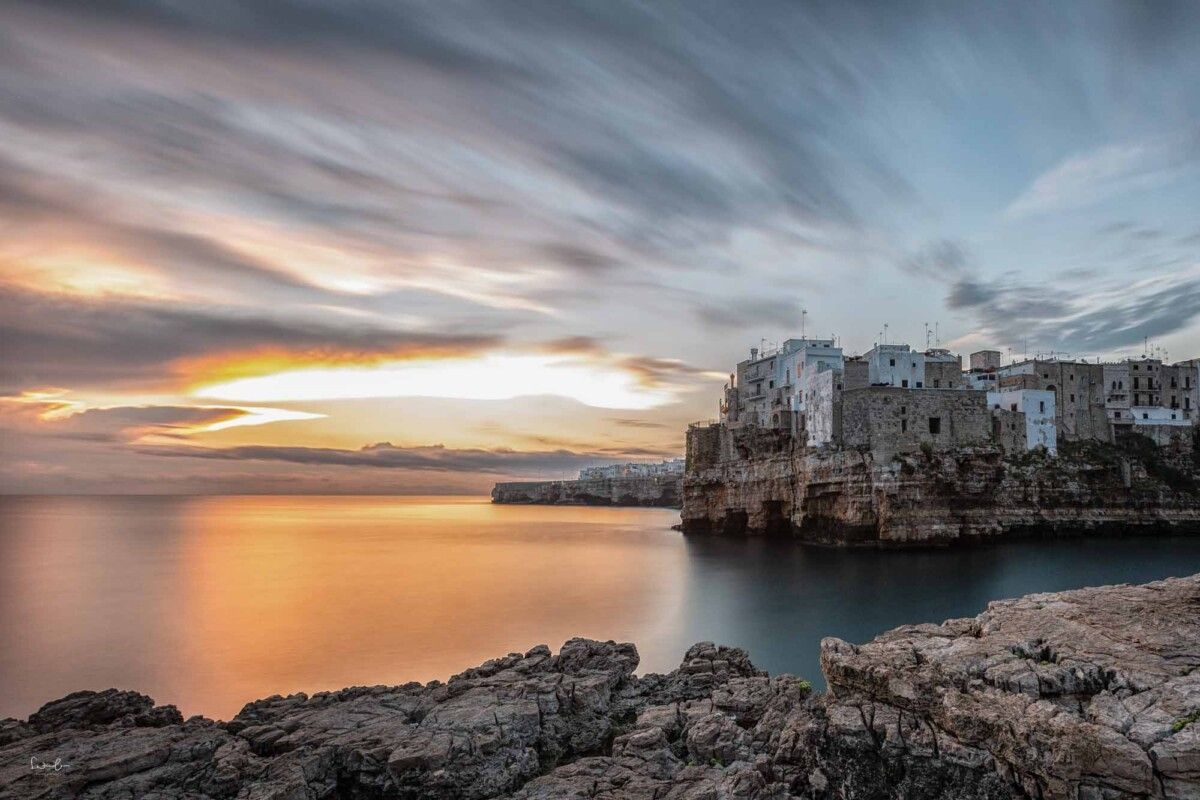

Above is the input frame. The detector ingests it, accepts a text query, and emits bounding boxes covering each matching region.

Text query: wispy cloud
[1006,130,1200,218]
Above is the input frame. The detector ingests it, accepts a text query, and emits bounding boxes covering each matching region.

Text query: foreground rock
[3,577,1198,799]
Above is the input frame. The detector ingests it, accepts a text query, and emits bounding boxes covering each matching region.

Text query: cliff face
[4,576,1198,799]
[681,425,1200,545]
[492,476,681,508]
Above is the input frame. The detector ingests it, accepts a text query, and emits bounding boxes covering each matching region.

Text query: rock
[682,424,1200,544]
[2,577,1198,798]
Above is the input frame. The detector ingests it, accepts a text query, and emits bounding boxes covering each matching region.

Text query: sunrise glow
[194,354,677,410]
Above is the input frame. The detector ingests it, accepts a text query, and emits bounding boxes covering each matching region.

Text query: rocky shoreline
[3,575,1199,799]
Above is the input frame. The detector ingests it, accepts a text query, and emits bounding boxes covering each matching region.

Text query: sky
[1,0,1199,494]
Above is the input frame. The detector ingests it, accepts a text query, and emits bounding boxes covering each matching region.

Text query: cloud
[945,264,1200,354]
[1005,130,1200,218]
[609,418,669,429]
[139,440,629,476]
[694,297,801,331]
[900,240,969,280]
[0,396,321,441]
[0,287,498,392]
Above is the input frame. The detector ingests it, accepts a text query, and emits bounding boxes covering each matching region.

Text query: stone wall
[923,356,963,388]
[990,408,1028,453]
[841,387,991,457]
[492,475,681,507]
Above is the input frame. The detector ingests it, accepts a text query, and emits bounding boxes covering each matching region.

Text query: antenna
[800,308,808,339]
[924,322,931,350]
[883,323,889,345]
[935,322,940,347]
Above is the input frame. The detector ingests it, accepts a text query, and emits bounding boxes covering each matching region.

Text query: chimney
[750,347,759,359]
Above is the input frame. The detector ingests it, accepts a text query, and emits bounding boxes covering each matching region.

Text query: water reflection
[3,495,1199,720]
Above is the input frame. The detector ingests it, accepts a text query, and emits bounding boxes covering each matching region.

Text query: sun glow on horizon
[193,354,678,410]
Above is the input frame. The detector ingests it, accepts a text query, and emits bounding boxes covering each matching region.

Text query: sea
[3,494,1200,720]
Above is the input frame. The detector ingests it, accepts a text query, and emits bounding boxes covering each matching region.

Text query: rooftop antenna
[924,322,931,350]
[883,322,889,345]
[800,308,808,339]
[935,321,940,348]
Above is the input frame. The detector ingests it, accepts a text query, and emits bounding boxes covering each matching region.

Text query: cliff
[682,424,1200,545]
[492,475,681,508]
[3,575,1198,799]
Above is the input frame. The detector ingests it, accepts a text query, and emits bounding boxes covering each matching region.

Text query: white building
[1130,406,1190,426]
[866,343,924,388]
[579,458,684,480]
[965,371,1000,391]
[802,369,842,447]
[778,337,844,424]
[987,388,1057,454]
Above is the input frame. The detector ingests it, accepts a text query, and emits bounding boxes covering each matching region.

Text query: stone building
[923,349,963,389]
[1103,362,1131,426]
[995,359,1110,442]
[1175,358,1200,421]
[840,387,991,456]
[842,356,869,390]
[970,350,1001,372]
[965,349,1001,391]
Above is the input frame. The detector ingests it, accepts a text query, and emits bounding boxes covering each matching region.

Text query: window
[1070,394,1075,403]
[1118,380,1123,390]
[1010,403,1017,412]
[1172,378,1178,388]
[889,358,896,366]
[1134,378,1140,389]
[916,381,923,388]
[1039,401,1045,413]
[948,381,954,388]
[1172,413,1177,420]
[1114,411,1121,419]
[769,380,774,389]
[933,379,941,388]
[1042,373,1049,379]
[1133,364,1139,371]
[901,419,907,432]
[1143,413,1149,420]
[928,417,941,434]
[1070,374,1074,381]
[900,406,907,415]
[901,379,909,388]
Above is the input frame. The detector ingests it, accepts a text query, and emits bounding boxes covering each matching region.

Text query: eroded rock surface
[3,577,1198,799]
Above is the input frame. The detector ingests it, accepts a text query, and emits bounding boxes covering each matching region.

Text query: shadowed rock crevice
[3,578,1199,798]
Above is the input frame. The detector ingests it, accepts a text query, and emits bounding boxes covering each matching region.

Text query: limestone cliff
[492,475,681,508]
[3,576,1198,799]
[682,424,1200,545]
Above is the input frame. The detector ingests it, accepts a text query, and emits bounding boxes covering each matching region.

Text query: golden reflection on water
[0,496,685,720]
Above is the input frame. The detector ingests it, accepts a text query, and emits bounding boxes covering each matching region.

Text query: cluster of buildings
[719,336,1199,457]
[578,458,685,481]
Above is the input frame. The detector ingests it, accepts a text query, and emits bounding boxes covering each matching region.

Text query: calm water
[3,494,1200,721]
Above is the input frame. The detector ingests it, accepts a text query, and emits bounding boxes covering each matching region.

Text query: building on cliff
[686,335,1200,541]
